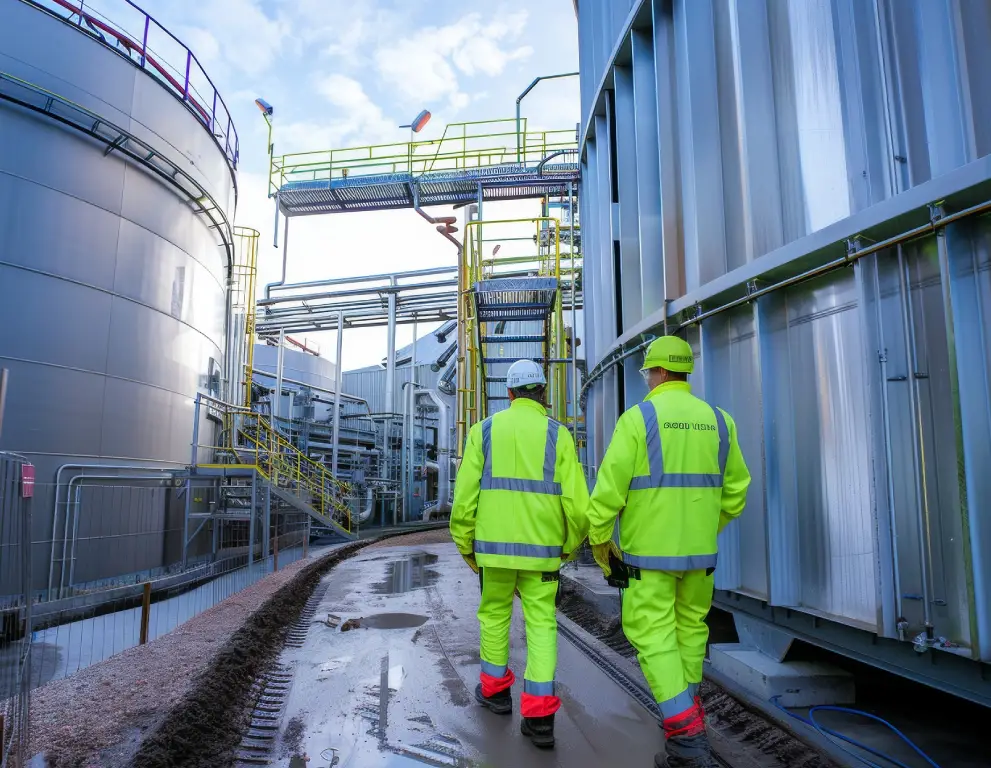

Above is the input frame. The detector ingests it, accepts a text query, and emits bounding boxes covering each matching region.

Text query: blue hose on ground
[769,696,942,768]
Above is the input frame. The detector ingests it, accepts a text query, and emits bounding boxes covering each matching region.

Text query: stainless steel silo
[0,0,237,590]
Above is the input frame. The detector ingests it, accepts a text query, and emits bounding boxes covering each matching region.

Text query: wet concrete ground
[271,542,669,768]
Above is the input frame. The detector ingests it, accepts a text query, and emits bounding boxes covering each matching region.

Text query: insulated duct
[416,387,451,519]
[357,486,375,523]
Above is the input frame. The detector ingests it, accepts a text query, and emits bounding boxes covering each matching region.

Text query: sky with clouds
[139,0,581,369]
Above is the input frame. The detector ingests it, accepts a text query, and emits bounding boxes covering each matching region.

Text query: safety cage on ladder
[456,204,581,457]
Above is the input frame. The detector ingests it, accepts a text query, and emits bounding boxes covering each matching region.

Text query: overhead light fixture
[254,98,274,116]
[399,109,432,133]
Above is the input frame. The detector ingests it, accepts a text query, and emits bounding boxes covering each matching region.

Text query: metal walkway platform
[277,162,578,215]
[269,118,578,216]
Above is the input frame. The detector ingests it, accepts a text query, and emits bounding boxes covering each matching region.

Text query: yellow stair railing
[199,402,353,535]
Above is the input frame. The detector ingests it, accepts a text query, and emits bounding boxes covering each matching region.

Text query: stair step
[480,335,546,343]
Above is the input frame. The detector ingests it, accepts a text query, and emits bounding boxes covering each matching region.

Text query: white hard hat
[506,359,546,390]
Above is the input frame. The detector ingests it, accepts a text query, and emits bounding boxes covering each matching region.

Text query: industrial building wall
[576,0,991,701]
[344,363,448,415]
[0,2,235,588]
[253,344,339,394]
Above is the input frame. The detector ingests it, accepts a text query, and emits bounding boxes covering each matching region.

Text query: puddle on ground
[375,553,440,595]
[353,613,429,630]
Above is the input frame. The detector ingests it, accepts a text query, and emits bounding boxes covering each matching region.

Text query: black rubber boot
[655,732,720,767]
[474,683,512,715]
[520,714,555,748]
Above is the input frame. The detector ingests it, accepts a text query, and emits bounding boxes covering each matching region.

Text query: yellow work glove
[592,541,622,577]
[462,552,479,574]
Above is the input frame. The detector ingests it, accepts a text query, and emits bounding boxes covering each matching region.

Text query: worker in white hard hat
[450,359,589,748]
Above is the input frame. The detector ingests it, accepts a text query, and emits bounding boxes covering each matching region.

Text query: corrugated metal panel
[576,0,991,676]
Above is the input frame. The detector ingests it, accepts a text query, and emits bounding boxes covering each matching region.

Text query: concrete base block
[708,643,855,708]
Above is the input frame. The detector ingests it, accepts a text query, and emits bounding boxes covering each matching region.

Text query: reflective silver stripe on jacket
[480,416,563,495]
[474,540,564,558]
[621,552,718,570]
[628,400,728,490]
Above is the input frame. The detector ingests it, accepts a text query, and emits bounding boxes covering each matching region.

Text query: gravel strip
[27,554,319,768]
[364,527,451,550]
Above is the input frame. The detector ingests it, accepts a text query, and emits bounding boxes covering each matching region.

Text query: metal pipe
[258,279,458,307]
[537,148,579,175]
[249,473,256,567]
[400,382,411,523]
[267,265,458,296]
[272,192,280,248]
[64,473,172,593]
[515,72,579,162]
[266,213,289,298]
[569,182,579,441]
[871,257,905,639]
[331,311,344,477]
[414,207,463,252]
[250,369,370,411]
[579,196,991,404]
[439,362,457,396]
[50,462,176,600]
[409,316,418,523]
[416,387,451,519]
[386,280,397,524]
[357,486,376,522]
[897,246,934,630]
[0,367,8,440]
[274,328,285,422]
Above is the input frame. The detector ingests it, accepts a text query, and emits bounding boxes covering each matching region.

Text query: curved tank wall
[576,0,991,705]
[0,1,235,587]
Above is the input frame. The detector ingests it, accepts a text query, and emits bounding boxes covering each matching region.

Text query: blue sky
[138,0,581,368]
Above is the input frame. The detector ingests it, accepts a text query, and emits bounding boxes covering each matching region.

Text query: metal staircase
[196,404,354,539]
[458,208,581,454]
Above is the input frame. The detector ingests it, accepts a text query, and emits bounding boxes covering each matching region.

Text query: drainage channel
[234,583,330,766]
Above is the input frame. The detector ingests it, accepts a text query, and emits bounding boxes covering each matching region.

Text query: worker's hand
[462,552,479,574]
[592,541,622,577]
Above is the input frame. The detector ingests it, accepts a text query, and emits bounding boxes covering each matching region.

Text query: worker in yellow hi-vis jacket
[450,359,589,749]
[588,336,750,768]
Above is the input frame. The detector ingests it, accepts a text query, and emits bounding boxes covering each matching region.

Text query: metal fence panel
[1,453,32,768]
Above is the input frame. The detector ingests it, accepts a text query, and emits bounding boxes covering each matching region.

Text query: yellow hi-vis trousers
[477,567,561,718]
[621,568,715,719]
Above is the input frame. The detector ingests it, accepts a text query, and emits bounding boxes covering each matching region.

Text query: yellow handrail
[270,118,577,196]
[202,402,353,532]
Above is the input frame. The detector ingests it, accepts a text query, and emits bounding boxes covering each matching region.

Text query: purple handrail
[37,0,239,168]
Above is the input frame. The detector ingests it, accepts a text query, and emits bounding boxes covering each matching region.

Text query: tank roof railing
[22,0,239,170]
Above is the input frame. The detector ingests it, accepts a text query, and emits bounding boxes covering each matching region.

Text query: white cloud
[374,11,533,111]
[156,0,291,78]
[275,76,398,153]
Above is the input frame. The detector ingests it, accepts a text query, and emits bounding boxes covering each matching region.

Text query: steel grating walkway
[277,162,579,215]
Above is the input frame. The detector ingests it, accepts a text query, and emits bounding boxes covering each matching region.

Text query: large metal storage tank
[576,0,991,706]
[0,0,236,588]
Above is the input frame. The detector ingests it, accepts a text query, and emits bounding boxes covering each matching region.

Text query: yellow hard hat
[640,335,694,374]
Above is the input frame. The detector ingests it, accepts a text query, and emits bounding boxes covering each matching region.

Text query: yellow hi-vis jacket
[451,397,590,571]
[588,381,751,571]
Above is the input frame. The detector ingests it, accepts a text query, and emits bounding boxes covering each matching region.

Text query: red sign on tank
[21,464,35,498]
